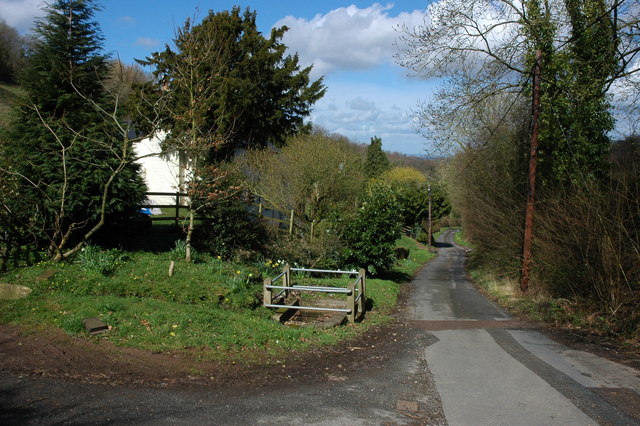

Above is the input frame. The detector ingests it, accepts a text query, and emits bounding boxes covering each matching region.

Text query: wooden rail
[141,191,188,226]
[142,192,301,233]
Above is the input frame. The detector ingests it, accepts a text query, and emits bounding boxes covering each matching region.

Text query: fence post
[174,191,180,227]
[263,278,272,306]
[284,264,291,298]
[347,280,356,323]
[258,202,263,218]
[358,268,366,320]
[289,210,294,235]
[310,220,315,241]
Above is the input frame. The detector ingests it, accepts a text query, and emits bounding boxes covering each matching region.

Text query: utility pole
[428,184,433,251]
[521,49,542,293]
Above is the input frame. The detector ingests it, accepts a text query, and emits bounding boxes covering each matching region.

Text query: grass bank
[0,235,433,362]
[457,230,638,346]
[0,83,23,127]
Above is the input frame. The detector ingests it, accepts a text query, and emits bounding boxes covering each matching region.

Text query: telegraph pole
[428,184,433,251]
[521,49,542,293]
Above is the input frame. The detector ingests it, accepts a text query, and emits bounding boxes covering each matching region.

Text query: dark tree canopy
[364,136,390,179]
[525,0,618,186]
[139,6,326,159]
[1,0,146,259]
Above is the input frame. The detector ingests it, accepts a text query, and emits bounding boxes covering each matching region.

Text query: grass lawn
[0,232,433,362]
[0,83,23,127]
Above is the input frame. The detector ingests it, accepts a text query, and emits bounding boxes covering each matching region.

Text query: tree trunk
[185,206,194,262]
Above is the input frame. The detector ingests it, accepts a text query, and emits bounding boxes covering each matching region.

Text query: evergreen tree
[137,7,325,261]
[1,0,146,261]
[364,136,390,179]
[139,7,326,158]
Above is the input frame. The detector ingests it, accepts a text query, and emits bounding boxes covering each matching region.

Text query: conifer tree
[137,7,325,260]
[139,7,326,158]
[364,136,390,179]
[1,0,147,261]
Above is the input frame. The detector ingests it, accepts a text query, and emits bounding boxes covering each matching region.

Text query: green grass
[0,235,433,362]
[0,83,23,127]
[467,267,597,330]
[453,229,476,248]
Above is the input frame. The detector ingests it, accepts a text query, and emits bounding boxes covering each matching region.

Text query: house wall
[134,131,183,206]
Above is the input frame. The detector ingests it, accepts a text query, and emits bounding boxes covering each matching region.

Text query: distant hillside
[0,84,23,127]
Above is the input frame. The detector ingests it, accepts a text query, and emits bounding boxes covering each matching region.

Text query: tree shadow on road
[378,269,412,283]
[433,241,452,248]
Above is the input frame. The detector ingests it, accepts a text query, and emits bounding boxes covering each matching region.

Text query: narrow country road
[409,229,639,425]
[2,229,639,425]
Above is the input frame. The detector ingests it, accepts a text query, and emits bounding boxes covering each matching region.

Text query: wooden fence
[142,192,308,235]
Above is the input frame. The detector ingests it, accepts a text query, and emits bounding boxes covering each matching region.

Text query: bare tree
[244,129,365,227]
[138,16,237,262]
[397,0,640,152]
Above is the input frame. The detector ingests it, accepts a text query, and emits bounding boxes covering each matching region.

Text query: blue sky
[1,1,438,155]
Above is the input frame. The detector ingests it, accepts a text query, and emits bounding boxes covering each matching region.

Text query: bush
[193,199,267,260]
[265,226,344,270]
[335,181,402,275]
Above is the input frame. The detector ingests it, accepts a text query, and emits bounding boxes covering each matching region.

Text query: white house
[134,131,189,209]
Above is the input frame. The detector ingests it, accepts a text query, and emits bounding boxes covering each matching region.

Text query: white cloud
[275,3,427,78]
[135,37,159,48]
[310,80,431,156]
[118,16,136,25]
[347,97,376,111]
[0,0,45,32]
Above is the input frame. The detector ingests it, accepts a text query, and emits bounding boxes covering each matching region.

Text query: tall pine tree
[1,0,146,261]
[364,136,390,179]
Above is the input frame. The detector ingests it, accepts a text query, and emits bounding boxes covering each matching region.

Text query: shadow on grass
[94,223,185,253]
[378,269,412,283]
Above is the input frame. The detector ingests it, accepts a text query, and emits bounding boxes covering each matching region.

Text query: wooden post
[521,49,542,293]
[174,191,180,227]
[359,268,366,318]
[288,209,294,235]
[258,202,263,218]
[263,278,272,306]
[283,264,291,298]
[428,184,433,250]
[347,280,356,323]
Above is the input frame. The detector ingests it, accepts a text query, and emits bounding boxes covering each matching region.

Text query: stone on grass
[83,317,108,335]
[0,284,32,300]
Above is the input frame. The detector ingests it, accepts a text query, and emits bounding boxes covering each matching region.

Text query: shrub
[193,199,267,260]
[264,226,344,270]
[335,181,402,275]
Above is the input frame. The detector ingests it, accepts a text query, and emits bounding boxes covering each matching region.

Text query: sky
[0,0,439,156]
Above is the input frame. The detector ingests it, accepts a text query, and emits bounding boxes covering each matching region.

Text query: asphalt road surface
[2,229,639,425]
